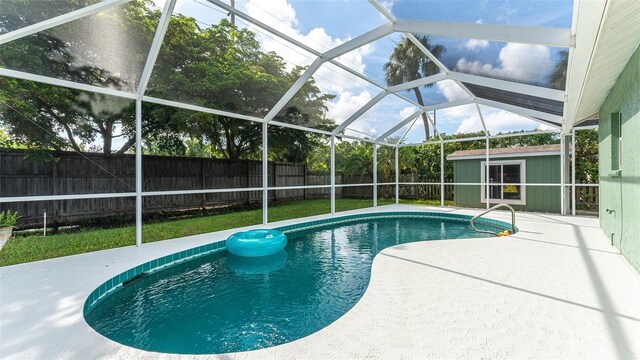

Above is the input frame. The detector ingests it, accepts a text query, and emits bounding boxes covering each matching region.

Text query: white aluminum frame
[0,0,590,247]
[393,19,573,48]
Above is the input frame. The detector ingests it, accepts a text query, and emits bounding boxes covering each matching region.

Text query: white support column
[331,135,336,214]
[395,146,399,204]
[133,0,176,247]
[560,134,565,215]
[440,140,444,207]
[262,122,268,224]
[563,133,571,215]
[135,99,143,247]
[572,128,576,216]
[475,103,488,136]
[485,136,490,209]
[373,144,378,207]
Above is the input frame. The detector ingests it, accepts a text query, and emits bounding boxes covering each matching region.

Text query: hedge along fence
[1,150,352,228]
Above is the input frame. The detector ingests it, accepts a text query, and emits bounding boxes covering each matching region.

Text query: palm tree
[549,50,569,90]
[384,35,444,141]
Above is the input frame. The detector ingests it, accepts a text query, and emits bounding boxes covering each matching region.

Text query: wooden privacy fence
[575,181,599,213]
[398,174,453,201]
[0,150,599,227]
[0,150,348,227]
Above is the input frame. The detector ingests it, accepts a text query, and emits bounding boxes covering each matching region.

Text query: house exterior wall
[452,155,561,213]
[598,45,640,273]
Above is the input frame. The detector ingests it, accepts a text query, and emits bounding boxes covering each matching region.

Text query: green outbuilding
[448,145,561,213]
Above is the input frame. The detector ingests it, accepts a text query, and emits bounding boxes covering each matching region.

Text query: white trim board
[447,151,560,161]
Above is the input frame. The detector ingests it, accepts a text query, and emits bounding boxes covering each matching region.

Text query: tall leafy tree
[1,2,334,161]
[0,0,164,154]
[384,35,444,140]
[147,17,334,160]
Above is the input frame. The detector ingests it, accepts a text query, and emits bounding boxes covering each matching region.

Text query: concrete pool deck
[1,204,640,359]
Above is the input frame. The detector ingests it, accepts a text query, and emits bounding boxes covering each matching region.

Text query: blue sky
[154,0,574,142]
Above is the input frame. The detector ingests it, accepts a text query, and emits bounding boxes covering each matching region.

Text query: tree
[550,50,569,90]
[574,129,598,182]
[384,35,444,140]
[147,17,334,160]
[1,2,335,161]
[548,51,599,183]
[0,0,163,154]
[335,141,374,182]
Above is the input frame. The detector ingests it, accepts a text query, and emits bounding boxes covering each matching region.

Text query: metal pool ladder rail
[470,203,516,236]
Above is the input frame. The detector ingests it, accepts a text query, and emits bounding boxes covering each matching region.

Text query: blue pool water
[85,213,510,354]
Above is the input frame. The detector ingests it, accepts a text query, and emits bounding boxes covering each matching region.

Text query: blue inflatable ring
[226,229,287,257]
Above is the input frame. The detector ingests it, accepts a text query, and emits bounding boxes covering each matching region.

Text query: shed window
[481,160,526,205]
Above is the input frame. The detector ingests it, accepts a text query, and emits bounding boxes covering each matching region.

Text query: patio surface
[1,204,640,359]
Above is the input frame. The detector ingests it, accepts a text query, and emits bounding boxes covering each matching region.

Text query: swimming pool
[84,212,513,354]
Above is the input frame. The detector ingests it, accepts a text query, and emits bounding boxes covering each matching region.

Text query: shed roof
[447,144,560,160]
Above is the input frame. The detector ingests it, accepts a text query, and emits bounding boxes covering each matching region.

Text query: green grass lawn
[0,198,451,266]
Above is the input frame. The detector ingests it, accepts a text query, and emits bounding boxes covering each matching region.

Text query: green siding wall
[598,45,640,273]
[453,155,561,213]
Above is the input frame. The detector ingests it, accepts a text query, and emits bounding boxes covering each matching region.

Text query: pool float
[226,229,287,257]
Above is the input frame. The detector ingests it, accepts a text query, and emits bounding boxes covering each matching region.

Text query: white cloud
[399,106,417,119]
[326,91,373,126]
[436,79,470,102]
[464,39,489,51]
[241,0,391,137]
[456,43,554,84]
[243,0,373,79]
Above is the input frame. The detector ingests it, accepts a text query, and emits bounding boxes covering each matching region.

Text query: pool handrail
[470,203,516,236]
